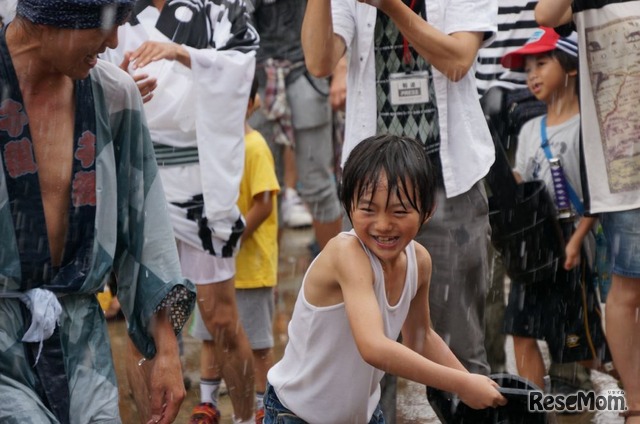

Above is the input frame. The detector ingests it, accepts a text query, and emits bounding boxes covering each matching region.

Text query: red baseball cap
[501,27,578,70]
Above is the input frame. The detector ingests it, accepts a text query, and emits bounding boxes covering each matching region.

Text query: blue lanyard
[540,115,585,215]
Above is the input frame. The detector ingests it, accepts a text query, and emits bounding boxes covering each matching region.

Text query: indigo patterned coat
[0,34,196,423]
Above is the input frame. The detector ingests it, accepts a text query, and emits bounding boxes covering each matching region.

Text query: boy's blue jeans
[263,383,386,424]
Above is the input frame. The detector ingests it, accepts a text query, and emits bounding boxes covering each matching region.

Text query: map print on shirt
[585,17,640,193]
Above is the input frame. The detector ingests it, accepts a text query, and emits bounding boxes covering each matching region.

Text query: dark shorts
[503,224,611,364]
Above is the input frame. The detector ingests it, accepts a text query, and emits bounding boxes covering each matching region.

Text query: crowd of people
[0,0,639,423]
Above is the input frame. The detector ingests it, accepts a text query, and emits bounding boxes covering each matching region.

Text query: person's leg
[249,82,313,230]
[282,145,298,192]
[189,304,225,419]
[198,340,223,405]
[235,287,276,415]
[606,275,640,416]
[485,247,507,374]
[253,348,274,407]
[179,241,255,422]
[600,209,640,421]
[416,183,491,373]
[415,183,491,421]
[513,336,545,389]
[288,74,342,250]
[197,279,255,421]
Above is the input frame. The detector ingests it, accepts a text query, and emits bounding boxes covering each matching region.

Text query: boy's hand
[564,236,581,270]
[457,374,507,410]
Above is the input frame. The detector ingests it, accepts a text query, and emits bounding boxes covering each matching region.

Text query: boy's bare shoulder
[412,241,430,262]
[325,233,364,256]
[306,233,372,298]
[412,241,432,284]
[322,233,370,269]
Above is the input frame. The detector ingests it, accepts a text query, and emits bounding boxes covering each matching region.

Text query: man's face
[40,25,119,79]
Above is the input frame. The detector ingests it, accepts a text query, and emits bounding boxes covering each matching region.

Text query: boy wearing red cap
[501,27,613,391]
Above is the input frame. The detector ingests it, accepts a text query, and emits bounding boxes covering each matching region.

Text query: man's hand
[329,56,348,111]
[119,54,158,103]
[143,348,186,424]
[137,308,187,424]
[127,41,191,70]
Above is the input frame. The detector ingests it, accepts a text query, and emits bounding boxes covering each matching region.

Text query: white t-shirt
[514,114,583,214]
[332,0,497,198]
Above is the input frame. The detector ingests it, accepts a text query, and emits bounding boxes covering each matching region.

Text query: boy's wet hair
[340,134,437,223]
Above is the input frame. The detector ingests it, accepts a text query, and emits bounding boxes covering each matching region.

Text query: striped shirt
[475,0,538,96]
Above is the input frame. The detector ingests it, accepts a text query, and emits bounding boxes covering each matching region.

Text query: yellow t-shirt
[235,130,280,289]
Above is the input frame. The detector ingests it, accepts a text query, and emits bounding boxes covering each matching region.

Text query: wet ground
[107,227,622,423]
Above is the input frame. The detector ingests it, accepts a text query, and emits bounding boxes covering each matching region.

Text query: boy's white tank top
[267,230,418,423]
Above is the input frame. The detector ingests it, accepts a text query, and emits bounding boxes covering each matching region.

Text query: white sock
[255,391,265,410]
[199,378,221,407]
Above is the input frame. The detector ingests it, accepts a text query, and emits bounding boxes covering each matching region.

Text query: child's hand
[564,237,581,270]
[457,374,507,410]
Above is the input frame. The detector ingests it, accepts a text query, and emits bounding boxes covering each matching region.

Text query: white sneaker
[281,188,313,228]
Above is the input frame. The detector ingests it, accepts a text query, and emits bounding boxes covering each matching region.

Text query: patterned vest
[374,0,442,182]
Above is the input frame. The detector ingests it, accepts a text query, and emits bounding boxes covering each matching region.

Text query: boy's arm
[564,216,597,270]
[241,191,274,241]
[333,238,505,409]
[535,0,573,27]
[401,245,466,372]
[301,0,348,77]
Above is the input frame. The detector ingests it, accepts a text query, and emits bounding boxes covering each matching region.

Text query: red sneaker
[255,408,265,424]
[189,402,220,424]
